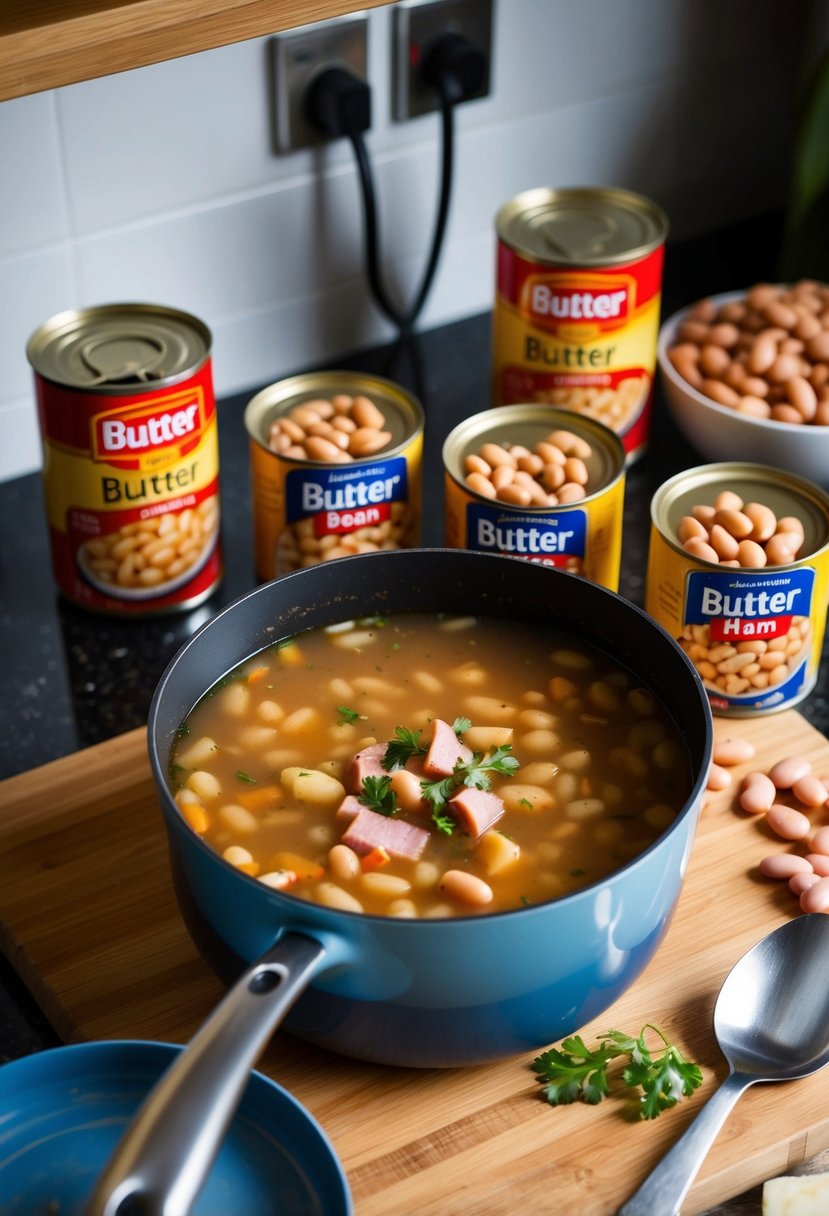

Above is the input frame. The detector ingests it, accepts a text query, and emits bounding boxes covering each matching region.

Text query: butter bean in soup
[168,614,692,917]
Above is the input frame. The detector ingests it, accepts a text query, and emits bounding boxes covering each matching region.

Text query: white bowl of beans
[657,283,829,488]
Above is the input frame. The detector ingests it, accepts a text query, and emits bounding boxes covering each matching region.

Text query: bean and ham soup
[169,614,691,917]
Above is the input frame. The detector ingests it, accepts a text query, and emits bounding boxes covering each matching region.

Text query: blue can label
[466,503,587,569]
[682,566,814,712]
[286,457,408,536]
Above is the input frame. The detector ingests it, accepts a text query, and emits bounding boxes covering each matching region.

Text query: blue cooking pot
[96,550,710,1213]
[150,548,711,1067]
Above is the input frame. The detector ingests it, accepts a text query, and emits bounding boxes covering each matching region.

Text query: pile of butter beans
[677,489,805,568]
[705,737,829,914]
[667,281,829,425]
[743,757,829,914]
[463,429,593,507]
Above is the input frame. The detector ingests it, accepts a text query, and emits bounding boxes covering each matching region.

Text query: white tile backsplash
[0,93,67,256]
[0,0,813,480]
[0,246,76,397]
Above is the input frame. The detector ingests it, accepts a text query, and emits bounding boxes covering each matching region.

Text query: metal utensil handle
[86,931,326,1216]
[617,1071,752,1216]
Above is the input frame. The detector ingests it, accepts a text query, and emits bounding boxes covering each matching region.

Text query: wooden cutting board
[1,712,828,1216]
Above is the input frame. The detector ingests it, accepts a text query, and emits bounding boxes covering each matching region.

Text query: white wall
[0,0,812,480]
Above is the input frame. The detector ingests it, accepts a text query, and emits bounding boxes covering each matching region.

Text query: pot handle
[86,930,327,1216]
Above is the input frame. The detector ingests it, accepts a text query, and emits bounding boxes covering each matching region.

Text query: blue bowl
[0,1041,352,1215]
[150,549,713,1067]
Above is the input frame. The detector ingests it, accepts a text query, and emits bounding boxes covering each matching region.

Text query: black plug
[419,31,488,106]
[304,66,372,139]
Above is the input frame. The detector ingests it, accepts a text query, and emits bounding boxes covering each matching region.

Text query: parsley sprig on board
[532,1024,702,1120]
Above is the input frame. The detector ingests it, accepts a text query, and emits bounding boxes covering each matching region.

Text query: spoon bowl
[619,914,829,1216]
[716,913,829,1080]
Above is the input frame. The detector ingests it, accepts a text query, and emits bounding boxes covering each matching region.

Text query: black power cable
[305,33,488,335]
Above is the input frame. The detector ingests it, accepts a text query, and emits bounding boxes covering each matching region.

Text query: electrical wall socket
[392,0,493,121]
[271,12,369,153]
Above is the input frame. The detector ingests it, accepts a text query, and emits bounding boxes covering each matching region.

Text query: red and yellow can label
[36,362,221,613]
[493,245,664,460]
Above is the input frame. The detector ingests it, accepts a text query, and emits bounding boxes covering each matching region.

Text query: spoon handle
[617,1071,752,1216]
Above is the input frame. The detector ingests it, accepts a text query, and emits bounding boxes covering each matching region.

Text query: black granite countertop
[1,210,828,1192]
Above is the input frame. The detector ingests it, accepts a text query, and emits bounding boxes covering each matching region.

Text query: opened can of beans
[245,372,424,580]
[492,186,668,463]
[28,303,222,615]
[646,462,829,715]
[443,405,626,589]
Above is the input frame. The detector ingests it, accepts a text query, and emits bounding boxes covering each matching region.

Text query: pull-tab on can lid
[26,303,211,392]
[495,186,668,267]
[79,331,171,385]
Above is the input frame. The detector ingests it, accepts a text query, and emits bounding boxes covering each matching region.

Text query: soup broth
[169,613,691,917]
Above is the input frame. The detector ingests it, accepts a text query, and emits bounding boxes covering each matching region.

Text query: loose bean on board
[712,737,756,766]
[706,762,731,792]
[739,773,776,814]
[791,774,829,808]
[758,853,814,879]
[766,804,812,841]
[806,853,829,876]
[800,876,829,913]
[810,825,829,855]
[790,871,821,897]
[768,755,812,789]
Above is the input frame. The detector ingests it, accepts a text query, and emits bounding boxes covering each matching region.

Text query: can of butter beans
[27,304,221,615]
[646,463,829,716]
[443,405,626,590]
[492,186,668,463]
[245,371,424,580]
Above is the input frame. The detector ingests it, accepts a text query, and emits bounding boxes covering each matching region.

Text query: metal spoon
[618,913,829,1216]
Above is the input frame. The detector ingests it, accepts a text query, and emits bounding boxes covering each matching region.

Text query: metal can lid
[26,304,211,392]
[495,186,668,267]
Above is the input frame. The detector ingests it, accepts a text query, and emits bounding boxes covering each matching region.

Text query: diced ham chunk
[342,808,430,861]
[335,794,365,822]
[448,787,505,838]
[346,742,389,793]
[423,718,472,778]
